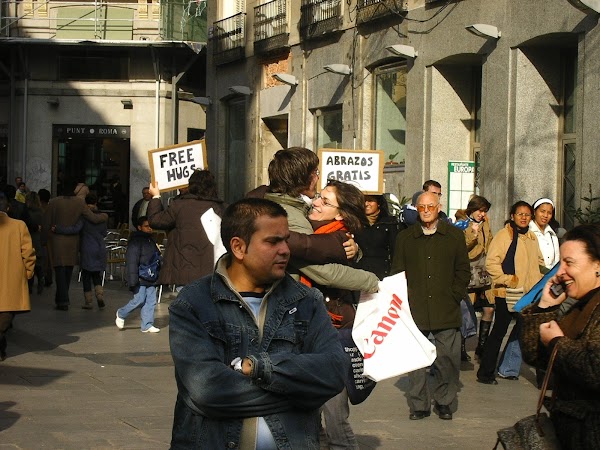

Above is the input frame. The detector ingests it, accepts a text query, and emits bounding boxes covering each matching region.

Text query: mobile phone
[550,282,565,298]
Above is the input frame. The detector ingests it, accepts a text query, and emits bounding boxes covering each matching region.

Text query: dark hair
[188,169,218,198]
[18,182,26,188]
[466,195,492,216]
[137,216,149,227]
[268,147,319,198]
[0,195,8,212]
[85,194,98,205]
[142,187,150,193]
[506,200,534,224]
[221,198,287,254]
[325,179,367,233]
[365,194,391,219]
[4,184,16,199]
[38,188,51,203]
[423,180,441,191]
[25,191,41,209]
[563,224,600,263]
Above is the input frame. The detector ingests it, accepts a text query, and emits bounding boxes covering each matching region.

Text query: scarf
[502,222,529,275]
[300,220,347,287]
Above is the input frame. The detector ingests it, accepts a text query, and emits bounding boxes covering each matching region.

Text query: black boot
[475,320,492,357]
[461,337,471,361]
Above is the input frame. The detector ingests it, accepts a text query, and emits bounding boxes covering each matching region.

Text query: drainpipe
[20,48,28,178]
[151,46,160,148]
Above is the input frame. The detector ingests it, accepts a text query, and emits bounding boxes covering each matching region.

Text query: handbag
[352,272,437,382]
[469,253,492,290]
[460,296,477,338]
[337,328,377,405]
[494,345,561,450]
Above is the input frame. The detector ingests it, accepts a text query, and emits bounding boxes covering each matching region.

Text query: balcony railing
[254,0,288,55]
[356,0,407,25]
[0,0,207,42]
[211,12,245,65]
[300,0,342,41]
[0,0,158,40]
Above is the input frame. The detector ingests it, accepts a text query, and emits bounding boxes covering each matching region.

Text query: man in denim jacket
[169,198,348,449]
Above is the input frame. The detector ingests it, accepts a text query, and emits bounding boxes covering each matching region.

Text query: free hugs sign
[318,149,384,194]
[148,140,207,192]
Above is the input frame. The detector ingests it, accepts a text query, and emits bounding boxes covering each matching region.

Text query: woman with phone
[476,201,543,384]
[520,224,600,449]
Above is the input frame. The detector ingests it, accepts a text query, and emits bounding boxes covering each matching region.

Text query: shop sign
[447,161,476,219]
[53,125,130,138]
[148,140,207,192]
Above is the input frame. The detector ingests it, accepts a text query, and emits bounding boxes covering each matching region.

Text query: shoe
[0,350,6,361]
[461,338,471,362]
[498,373,519,381]
[142,326,160,333]
[476,377,498,385]
[55,305,69,311]
[115,313,124,329]
[436,404,452,420]
[409,410,431,420]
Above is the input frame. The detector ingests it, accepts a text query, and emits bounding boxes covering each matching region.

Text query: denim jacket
[169,258,348,449]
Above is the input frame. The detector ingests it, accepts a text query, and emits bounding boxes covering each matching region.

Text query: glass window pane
[316,107,342,149]
[374,65,406,166]
[563,51,577,134]
[227,98,247,202]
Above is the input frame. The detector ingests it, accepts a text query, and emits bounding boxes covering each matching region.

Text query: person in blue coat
[53,194,107,309]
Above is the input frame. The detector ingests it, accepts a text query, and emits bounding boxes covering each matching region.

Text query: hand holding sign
[149,180,160,197]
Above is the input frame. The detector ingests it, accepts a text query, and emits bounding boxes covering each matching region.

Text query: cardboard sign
[447,160,475,219]
[318,149,384,194]
[148,140,207,192]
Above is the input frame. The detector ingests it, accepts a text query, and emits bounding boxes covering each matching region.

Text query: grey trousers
[322,388,359,450]
[407,328,461,412]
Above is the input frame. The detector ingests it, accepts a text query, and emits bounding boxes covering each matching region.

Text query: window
[373,63,406,166]
[561,49,577,229]
[226,98,247,202]
[315,106,342,149]
[471,66,482,193]
[59,50,129,81]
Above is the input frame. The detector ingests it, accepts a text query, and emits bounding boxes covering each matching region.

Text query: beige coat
[485,224,543,299]
[463,218,495,304]
[0,213,35,312]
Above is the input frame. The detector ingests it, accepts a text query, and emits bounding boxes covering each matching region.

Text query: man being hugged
[169,198,348,449]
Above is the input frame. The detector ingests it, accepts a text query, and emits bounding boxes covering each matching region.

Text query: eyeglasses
[314,193,339,209]
[514,213,532,218]
[416,204,438,212]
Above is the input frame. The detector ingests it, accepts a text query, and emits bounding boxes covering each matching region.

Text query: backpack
[138,249,161,282]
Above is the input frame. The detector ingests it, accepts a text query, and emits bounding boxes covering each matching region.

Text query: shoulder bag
[493,344,560,450]
[469,252,492,290]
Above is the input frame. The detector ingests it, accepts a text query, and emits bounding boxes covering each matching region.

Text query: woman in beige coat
[0,195,35,360]
[477,200,543,384]
[455,195,494,361]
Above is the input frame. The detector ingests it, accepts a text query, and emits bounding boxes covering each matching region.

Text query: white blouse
[529,221,560,269]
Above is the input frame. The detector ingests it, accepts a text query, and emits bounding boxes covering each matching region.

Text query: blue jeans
[117,286,157,330]
[498,336,522,377]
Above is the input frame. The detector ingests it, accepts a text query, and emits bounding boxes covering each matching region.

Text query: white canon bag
[352,272,437,382]
[200,208,227,266]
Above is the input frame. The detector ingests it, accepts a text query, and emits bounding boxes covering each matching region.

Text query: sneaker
[497,372,519,381]
[142,326,160,333]
[115,312,124,329]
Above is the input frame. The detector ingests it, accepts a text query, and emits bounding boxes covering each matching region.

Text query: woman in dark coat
[520,223,600,449]
[25,191,45,294]
[355,194,403,280]
[147,170,225,288]
[54,194,108,309]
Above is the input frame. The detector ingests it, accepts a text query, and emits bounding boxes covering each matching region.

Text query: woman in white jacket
[529,198,560,273]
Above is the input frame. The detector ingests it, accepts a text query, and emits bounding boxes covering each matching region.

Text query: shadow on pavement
[0,401,20,431]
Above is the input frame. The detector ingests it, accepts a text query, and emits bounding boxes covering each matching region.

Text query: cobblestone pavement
[0,280,540,449]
